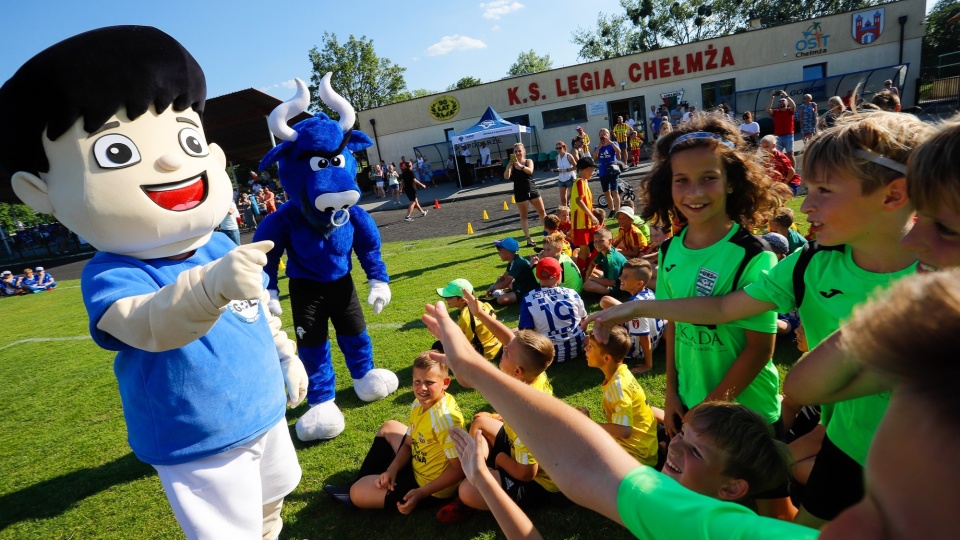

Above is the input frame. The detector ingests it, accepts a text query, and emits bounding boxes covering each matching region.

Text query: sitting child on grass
[580,326,659,466]
[437,288,561,522]
[612,206,648,259]
[531,232,582,293]
[486,237,539,306]
[335,352,465,513]
[599,259,663,373]
[583,228,628,296]
[436,278,502,361]
[518,257,587,363]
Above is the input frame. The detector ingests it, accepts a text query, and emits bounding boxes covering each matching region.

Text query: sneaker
[421,209,429,217]
[437,497,477,523]
[324,485,355,508]
[404,216,413,222]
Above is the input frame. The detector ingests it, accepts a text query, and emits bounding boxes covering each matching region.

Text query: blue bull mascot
[254,74,398,441]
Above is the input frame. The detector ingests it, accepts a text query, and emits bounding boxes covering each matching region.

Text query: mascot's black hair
[0,25,206,180]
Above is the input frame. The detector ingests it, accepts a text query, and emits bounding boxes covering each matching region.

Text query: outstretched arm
[463,289,516,346]
[583,289,776,343]
[783,329,892,406]
[422,301,637,524]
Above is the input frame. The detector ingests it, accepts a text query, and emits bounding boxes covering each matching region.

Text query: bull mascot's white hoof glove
[367,279,391,315]
[354,368,399,402]
[267,289,283,316]
[295,400,345,441]
[281,356,308,407]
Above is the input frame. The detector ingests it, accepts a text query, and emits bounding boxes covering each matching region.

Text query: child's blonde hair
[686,402,791,498]
[644,112,774,230]
[594,227,613,240]
[622,258,653,284]
[414,350,448,377]
[802,111,936,195]
[514,330,554,374]
[588,325,631,363]
[543,232,566,248]
[906,117,960,215]
[839,269,960,424]
[557,205,571,216]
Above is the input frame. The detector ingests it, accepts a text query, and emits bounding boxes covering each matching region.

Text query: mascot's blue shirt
[81,234,286,465]
[254,203,389,290]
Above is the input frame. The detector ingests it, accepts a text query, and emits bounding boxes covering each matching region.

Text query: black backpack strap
[658,235,674,266]
[727,227,770,291]
[469,307,494,352]
[792,241,844,309]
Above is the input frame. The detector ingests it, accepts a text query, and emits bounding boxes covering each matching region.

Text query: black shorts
[288,275,366,347]
[404,189,417,202]
[801,434,864,520]
[514,189,541,203]
[484,426,565,509]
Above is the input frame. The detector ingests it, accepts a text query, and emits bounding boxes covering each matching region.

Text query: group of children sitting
[324,109,960,538]
[0,266,56,296]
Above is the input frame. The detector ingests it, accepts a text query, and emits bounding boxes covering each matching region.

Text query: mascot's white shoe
[354,368,399,402]
[295,400,345,441]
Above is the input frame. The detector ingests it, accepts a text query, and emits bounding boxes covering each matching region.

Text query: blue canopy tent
[449,107,536,188]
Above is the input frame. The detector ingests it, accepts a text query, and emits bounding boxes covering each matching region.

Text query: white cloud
[480,1,524,20]
[258,79,299,97]
[425,35,488,57]
[490,25,501,31]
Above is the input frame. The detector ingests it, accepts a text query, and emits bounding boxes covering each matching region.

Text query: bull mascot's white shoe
[295,400,345,441]
[353,368,399,402]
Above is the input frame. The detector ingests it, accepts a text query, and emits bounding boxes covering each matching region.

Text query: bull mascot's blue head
[259,73,373,233]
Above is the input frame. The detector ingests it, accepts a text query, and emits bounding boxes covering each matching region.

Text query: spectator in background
[883,79,899,97]
[575,126,591,154]
[1,270,20,296]
[571,137,587,161]
[821,96,845,129]
[218,199,241,246]
[740,111,760,148]
[445,155,456,182]
[767,90,797,166]
[650,112,664,142]
[17,267,46,293]
[260,186,277,214]
[795,94,818,145]
[759,135,801,195]
[34,266,56,289]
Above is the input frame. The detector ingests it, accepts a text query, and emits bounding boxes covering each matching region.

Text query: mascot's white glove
[202,241,273,308]
[280,355,308,407]
[367,279,391,315]
[267,289,283,316]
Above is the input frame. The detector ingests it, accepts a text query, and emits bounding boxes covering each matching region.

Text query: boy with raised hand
[345,352,466,514]
[437,288,560,523]
[519,257,588,364]
[585,112,936,528]
[487,237,538,306]
[581,325,659,466]
[599,258,663,374]
[583,228,628,296]
[436,278,502,361]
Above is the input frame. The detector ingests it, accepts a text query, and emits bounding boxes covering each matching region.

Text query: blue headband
[669,132,736,153]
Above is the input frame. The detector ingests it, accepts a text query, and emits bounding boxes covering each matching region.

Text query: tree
[307,32,407,122]
[922,0,960,76]
[507,50,553,76]
[447,76,483,91]
[394,88,434,102]
[572,0,882,60]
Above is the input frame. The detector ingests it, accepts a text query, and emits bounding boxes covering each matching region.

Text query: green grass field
[0,199,806,539]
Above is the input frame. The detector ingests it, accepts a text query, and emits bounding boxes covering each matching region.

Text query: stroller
[597,176,637,208]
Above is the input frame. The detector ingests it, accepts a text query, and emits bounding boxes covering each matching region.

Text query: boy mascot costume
[253,76,398,442]
[0,26,309,539]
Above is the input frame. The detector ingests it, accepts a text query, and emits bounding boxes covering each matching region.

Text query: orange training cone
[503,201,509,211]
[467,222,474,234]
[482,210,489,220]
[434,199,440,209]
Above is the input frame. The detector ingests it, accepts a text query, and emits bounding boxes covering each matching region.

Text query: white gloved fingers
[267,289,283,316]
[281,356,308,407]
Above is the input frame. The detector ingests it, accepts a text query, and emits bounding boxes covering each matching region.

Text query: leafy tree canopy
[922,0,960,74]
[507,50,553,76]
[447,76,483,91]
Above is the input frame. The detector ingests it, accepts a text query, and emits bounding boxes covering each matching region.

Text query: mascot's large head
[0,25,232,259]
[259,75,373,230]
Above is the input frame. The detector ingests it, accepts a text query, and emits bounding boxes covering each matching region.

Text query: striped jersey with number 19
[518,286,588,363]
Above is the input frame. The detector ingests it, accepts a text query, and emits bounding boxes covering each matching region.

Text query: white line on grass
[0,335,92,352]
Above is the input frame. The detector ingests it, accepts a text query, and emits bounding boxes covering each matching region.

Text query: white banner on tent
[452,124,530,143]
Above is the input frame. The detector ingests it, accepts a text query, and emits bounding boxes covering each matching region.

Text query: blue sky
[1,0,936,103]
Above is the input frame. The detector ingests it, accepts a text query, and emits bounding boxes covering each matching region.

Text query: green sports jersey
[744,244,916,465]
[618,466,819,540]
[658,224,780,423]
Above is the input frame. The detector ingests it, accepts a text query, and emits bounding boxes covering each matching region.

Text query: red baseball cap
[536,257,562,281]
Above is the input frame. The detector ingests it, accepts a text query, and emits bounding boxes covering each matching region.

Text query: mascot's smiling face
[29,104,231,258]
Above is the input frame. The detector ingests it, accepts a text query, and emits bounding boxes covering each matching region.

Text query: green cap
[437,278,474,298]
